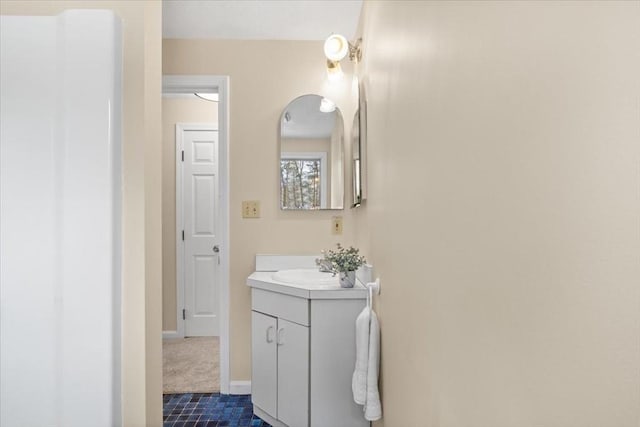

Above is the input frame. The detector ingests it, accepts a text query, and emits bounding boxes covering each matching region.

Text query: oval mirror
[279,94,344,210]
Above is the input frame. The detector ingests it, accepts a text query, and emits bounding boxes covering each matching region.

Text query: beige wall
[143,2,162,425]
[162,97,219,331]
[355,1,640,426]
[163,39,357,380]
[0,1,163,426]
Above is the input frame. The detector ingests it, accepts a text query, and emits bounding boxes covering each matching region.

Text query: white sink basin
[272,269,338,286]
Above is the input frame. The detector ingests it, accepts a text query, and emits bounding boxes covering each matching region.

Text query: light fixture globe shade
[324,34,349,61]
[326,60,344,82]
[319,97,336,113]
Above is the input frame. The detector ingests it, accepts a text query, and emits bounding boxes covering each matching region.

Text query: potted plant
[320,243,367,288]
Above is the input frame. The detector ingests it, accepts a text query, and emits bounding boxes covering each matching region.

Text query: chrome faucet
[315,258,334,273]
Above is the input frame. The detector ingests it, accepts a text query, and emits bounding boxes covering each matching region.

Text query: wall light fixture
[324,34,362,80]
[326,59,344,82]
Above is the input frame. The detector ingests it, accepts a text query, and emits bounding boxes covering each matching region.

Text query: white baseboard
[229,380,251,395]
[162,330,181,339]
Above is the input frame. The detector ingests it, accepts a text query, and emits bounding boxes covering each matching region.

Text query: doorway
[162,76,230,394]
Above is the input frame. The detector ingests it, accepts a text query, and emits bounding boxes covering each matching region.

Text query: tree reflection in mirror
[280,158,322,209]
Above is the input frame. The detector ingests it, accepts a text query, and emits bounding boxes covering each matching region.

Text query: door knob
[213,245,220,253]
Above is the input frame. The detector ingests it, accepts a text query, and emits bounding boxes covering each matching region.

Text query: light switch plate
[242,200,260,218]
[331,216,343,235]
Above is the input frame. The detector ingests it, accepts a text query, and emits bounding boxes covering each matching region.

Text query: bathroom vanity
[247,256,370,427]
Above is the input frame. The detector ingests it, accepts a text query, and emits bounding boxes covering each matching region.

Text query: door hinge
[182,230,184,241]
[182,309,186,320]
[181,150,184,162]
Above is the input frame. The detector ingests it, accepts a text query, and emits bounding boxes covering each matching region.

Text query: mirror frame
[352,82,367,207]
[352,109,362,207]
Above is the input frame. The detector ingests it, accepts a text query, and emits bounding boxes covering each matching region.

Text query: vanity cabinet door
[251,311,277,418]
[277,319,309,427]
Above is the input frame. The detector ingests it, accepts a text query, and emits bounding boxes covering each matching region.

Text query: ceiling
[281,95,337,139]
[163,0,363,40]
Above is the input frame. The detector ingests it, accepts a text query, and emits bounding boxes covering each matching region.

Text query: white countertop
[247,271,367,300]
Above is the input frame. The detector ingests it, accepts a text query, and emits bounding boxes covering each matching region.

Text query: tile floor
[163,393,271,427]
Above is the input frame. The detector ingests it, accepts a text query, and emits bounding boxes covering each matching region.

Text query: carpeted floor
[163,337,220,394]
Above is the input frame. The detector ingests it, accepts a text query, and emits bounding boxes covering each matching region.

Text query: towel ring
[366,278,380,311]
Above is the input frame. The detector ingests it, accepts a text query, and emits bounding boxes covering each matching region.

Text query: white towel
[352,306,382,421]
[352,307,370,405]
[364,310,381,421]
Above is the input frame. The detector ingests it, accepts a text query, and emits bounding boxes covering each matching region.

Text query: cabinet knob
[266,326,275,343]
[277,327,285,345]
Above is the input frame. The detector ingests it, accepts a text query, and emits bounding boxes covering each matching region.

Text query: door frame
[176,123,219,338]
[163,75,231,394]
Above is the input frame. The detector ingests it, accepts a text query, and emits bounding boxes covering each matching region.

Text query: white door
[180,126,219,337]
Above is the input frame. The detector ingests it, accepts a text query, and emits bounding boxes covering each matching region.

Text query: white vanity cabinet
[249,270,370,427]
[251,289,310,427]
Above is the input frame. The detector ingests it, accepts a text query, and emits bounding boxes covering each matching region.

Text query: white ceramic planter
[339,271,356,288]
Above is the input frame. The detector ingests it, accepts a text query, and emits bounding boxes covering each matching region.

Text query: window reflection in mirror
[279,94,344,210]
[280,155,324,209]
